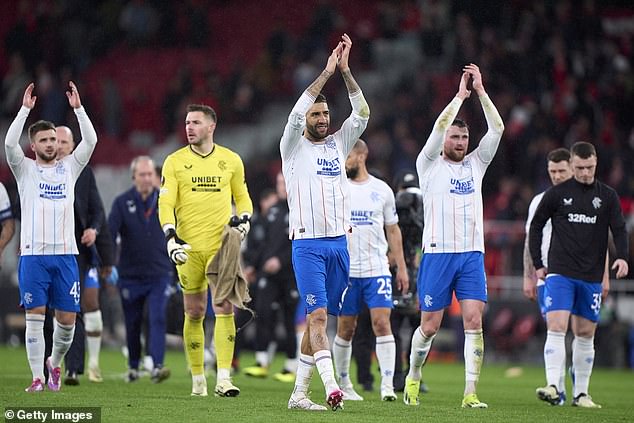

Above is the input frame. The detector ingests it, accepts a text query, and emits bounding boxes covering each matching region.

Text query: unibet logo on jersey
[449,177,475,195]
[39,182,67,200]
[316,157,341,176]
[191,175,223,192]
[351,210,374,225]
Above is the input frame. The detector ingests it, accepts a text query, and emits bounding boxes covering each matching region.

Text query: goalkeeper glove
[164,225,191,265]
[229,213,251,241]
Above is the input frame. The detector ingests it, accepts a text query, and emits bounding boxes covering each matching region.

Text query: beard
[36,150,57,163]
[306,124,328,140]
[346,166,359,179]
[444,149,466,162]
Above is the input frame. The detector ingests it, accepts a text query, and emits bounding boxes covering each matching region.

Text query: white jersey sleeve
[348,176,397,277]
[525,192,551,268]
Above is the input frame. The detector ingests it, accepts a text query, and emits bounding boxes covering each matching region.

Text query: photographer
[390,170,427,393]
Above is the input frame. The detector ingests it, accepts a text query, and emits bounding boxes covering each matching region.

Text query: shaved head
[351,139,368,154]
[56,125,75,159]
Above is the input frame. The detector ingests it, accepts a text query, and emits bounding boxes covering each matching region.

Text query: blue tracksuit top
[108,187,173,279]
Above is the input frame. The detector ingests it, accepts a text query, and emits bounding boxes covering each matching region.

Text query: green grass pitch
[1,346,632,422]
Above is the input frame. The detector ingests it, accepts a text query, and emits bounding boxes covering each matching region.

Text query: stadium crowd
[0,0,633,410]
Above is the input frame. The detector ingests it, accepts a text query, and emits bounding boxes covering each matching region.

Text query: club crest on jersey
[449,176,474,195]
[218,160,227,171]
[326,139,337,150]
[55,161,66,175]
[316,157,341,176]
[371,191,380,202]
[592,197,602,209]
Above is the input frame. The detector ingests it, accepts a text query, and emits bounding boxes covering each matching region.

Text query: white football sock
[572,336,594,397]
[544,330,566,389]
[84,310,102,369]
[407,327,435,381]
[376,334,396,389]
[314,349,338,393]
[292,353,314,398]
[51,320,75,368]
[464,329,484,395]
[255,351,269,367]
[333,335,352,387]
[25,314,45,381]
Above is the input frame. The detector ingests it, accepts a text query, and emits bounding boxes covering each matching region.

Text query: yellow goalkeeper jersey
[158,144,253,252]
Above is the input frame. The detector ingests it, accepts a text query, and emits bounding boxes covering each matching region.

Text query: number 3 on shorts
[590,293,601,315]
[70,281,81,304]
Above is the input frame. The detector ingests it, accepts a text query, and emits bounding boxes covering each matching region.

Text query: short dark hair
[187,104,217,123]
[28,120,56,141]
[570,141,596,159]
[315,93,327,104]
[451,118,469,130]
[547,148,570,163]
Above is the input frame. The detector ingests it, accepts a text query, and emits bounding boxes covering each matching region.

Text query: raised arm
[67,81,98,167]
[465,64,504,164]
[4,84,36,170]
[416,72,469,175]
[280,44,342,160]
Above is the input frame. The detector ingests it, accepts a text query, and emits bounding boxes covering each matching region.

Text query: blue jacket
[108,187,173,279]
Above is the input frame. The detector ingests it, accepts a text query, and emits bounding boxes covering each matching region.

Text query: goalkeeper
[159,103,253,398]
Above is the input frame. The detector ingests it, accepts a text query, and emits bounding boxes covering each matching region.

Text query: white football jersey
[14,158,85,255]
[526,191,551,279]
[417,151,488,253]
[281,92,368,240]
[5,106,96,255]
[348,176,398,278]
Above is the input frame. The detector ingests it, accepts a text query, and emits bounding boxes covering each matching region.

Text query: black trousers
[252,272,299,360]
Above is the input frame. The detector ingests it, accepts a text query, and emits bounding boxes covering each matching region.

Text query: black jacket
[74,166,114,267]
[529,178,628,282]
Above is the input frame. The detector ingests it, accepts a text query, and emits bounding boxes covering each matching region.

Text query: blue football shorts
[18,255,81,312]
[544,274,602,322]
[84,267,100,289]
[417,252,487,312]
[536,281,547,318]
[292,235,349,315]
[340,276,393,316]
